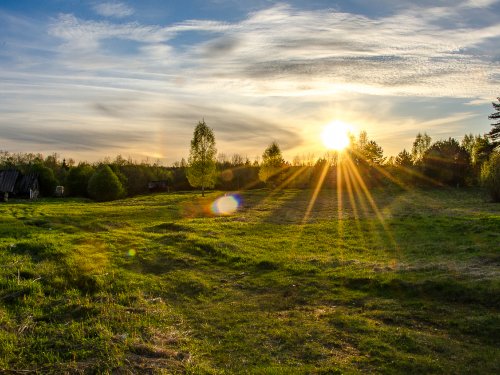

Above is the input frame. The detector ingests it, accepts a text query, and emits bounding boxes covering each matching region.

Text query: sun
[321,120,352,151]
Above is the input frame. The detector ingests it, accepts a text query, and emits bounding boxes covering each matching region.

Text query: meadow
[0,187,499,374]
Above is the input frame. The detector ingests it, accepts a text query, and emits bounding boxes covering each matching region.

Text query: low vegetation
[0,188,498,373]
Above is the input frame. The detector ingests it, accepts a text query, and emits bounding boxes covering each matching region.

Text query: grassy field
[0,187,499,374]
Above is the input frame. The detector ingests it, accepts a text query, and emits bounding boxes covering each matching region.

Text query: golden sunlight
[321,120,352,151]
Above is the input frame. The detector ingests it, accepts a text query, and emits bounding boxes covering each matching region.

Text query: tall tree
[422,138,470,186]
[461,133,475,156]
[488,97,500,147]
[258,141,285,187]
[411,132,432,164]
[362,140,386,166]
[481,151,500,202]
[187,120,217,196]
[461,133,492,166]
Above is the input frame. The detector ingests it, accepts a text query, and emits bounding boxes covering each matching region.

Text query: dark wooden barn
[148,180,170,193]
[0,170,39,201]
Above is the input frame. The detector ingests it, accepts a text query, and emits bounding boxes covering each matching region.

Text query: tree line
[0,153,173,201]
[1,98,499,202]
[183,99,500,201]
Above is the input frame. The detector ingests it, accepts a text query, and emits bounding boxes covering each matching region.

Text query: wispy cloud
[45,4,500,100]
[464,0,498,8]
[1,2,499,161]
[92,2,134,18]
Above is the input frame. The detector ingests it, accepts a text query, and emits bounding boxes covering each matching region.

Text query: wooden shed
[0,170,39,201]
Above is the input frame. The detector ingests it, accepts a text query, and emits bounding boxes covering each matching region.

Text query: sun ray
[344,158,387,251]
[344,156,399,252]
[333,155,348,269]
[302,161,330,224]
[342,158,367,249]
[242,166,310,219]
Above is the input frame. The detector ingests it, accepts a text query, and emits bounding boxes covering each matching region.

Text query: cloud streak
[92,2,134,18]
[0,2,499,161]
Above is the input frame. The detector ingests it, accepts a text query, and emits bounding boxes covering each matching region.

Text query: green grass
[0,188,499,373]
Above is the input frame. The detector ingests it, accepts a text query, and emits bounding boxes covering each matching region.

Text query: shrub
[481,151,500,202]
[87,165,125,202]
[30,164,59,196]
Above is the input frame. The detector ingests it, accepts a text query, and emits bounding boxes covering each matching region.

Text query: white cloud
[92,2,134,18]
[2,3,499,161]
[48,13,231,48]
[47,4,500,101]
[463,0,499,8]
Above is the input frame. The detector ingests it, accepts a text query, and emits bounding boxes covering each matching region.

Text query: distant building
[55,186,64,197]
[148,180,170,193]
[0,170,39,201]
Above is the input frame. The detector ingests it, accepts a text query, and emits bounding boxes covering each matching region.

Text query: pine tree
[186,120,217,196]
[395,149,413,168]
[488,97,500,147]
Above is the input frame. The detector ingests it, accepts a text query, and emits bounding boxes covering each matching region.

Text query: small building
[0,170,39,201]
[148,180,170,193]
[55,186,64,197]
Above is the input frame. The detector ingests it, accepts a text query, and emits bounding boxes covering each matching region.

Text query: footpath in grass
[0,188,499,373]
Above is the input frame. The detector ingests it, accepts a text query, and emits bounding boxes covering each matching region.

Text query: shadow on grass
[337,275,499,308]
[253,188,405,224]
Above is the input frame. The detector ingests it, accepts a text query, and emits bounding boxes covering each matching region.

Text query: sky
[0,0,499,164]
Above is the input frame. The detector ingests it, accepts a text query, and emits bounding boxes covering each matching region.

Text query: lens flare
[128,249,136,257]
[211,194,240,215]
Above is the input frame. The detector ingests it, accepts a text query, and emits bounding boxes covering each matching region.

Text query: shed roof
[0,170,19,193]
[16,172,39,194]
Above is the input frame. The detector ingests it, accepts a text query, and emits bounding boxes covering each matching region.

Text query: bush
[87,165,125,202]
[31,164,59,197]
[67,164,95,197]
[481,151,500,202]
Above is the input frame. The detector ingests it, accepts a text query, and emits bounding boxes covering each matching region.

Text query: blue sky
[1,0,499,163]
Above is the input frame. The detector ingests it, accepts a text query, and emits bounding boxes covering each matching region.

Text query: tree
[395,149,413,168]
[87,165,125,202]
[348,131,384,167]
[231,153,244,166]
[411,132,432,164]
[258,141,285,187]
[362,140,385,166]
[462,134,494,184]
[392,149,415,184]
[481,151,500,202]
[186,120,217,196]
[471,135,494,168]
[31,163,59,197]
[349,131,368,166]
[422,138,470,186]
[488,97,500,147]
[67,163,95,197]
[461,133,475,156]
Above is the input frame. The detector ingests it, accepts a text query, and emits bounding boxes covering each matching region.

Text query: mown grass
[0,188,499,373]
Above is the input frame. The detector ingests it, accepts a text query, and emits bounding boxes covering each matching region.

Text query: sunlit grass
[0,188,498,373]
